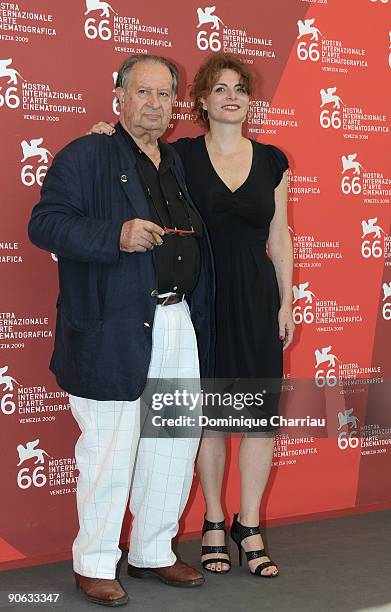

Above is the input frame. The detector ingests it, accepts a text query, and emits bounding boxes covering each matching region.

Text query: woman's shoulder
[251,139,289,186]
[251,139,287,160]
[252,139,288,166]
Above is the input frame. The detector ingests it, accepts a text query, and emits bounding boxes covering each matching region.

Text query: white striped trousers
[69,300,201,579]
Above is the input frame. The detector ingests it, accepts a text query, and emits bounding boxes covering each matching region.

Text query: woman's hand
[278,305,295,350]
[87,121,116,135]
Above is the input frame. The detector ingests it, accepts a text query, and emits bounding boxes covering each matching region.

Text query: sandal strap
[253,560,277,575]
[202,545,229,555]
[231,515,260,543]
[238,525,260,539]
[202,517,226,535]
[245,548,266,562]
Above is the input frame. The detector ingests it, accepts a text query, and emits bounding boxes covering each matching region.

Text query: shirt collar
[117,121,169,172]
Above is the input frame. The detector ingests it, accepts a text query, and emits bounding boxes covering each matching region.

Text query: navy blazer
[28,129,215,401]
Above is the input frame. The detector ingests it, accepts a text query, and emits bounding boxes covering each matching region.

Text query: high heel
[230,513,279,578]
[201,516,231,574]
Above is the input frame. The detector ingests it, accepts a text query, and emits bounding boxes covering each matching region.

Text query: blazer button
[120,174,128,183]
[143,322,150,328]
[150,290,158,297]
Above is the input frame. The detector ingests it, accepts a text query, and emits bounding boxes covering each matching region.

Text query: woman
[90,53,294,578]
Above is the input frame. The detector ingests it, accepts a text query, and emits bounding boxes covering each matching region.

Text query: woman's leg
[238,433,278,576]
[196,430,230,572]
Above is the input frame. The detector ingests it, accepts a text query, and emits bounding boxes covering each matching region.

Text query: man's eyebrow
[136,85,171,90]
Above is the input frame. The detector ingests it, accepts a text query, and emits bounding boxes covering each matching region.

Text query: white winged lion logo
[85,0,116,18]
[0,365,19,392]
[297,18,322,41]
[292,282,316,304]
[361,218,384,239]
[320,87,344,109]
[314,346,339,368]
[341,154,364,175]
[197,6,224,30]
[17,440,51,466]
[337,408,359,430]
[21,138,53,164]
[0,58,25,84]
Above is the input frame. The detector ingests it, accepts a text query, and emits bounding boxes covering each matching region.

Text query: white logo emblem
[196,6,223,51]
[84,1,114,40]
[341,154,364,175]
[315,346,339,368]
[85,0,116,17]
[197,6,224,30]
[297,18,322,41]
[21,138,53,164]
[337,408,360,450]
[382,281,391,301]
[17,439,50,466]
[293,282,316,304]
[361,218,385,258]
[20,138,51,187]
[338,408,360,430]
[319,87,344,129]
[0,58,25,84]
[361,217,384,239]
[0,365,19,392]
[320,87,344,109]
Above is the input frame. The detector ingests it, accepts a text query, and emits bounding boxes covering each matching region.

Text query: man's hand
[120,219,164,253]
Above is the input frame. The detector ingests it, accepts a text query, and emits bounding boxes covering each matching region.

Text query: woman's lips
[221,104,241,111]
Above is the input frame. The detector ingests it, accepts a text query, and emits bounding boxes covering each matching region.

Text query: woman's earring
[202,108,208,122]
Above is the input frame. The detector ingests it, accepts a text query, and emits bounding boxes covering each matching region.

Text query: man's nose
[147,90,160,107]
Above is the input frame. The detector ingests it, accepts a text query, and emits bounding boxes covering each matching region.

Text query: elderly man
[28,55,214,606]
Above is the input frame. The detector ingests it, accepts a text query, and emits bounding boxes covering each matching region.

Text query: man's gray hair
[115,54,179,96]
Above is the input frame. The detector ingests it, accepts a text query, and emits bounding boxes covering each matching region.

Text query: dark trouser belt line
[157,293,185,305]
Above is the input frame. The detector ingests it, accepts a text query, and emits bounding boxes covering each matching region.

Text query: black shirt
[118,122,202,295]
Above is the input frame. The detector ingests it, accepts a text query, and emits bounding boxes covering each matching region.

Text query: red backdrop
[1,0,390,570]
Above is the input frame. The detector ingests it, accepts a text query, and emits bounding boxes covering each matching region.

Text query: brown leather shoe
[74,572,129,606]
[127,559,204,587]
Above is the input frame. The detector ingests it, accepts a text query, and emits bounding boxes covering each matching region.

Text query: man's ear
[115,86,125,104]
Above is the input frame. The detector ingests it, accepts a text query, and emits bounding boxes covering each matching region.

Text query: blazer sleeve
[28,142,123,264]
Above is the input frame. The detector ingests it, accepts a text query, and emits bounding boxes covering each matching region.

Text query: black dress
[172,136,289,431]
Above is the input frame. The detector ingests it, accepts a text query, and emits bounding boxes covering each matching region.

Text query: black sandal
[230,513,279,578]
[201,516,231,574]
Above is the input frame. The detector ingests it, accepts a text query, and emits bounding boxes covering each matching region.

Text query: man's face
[116,61,175,139]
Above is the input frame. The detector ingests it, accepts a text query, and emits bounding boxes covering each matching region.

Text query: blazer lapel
[113,129,151,220]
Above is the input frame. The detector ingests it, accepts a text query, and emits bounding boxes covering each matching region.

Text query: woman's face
[202,68,250,126]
